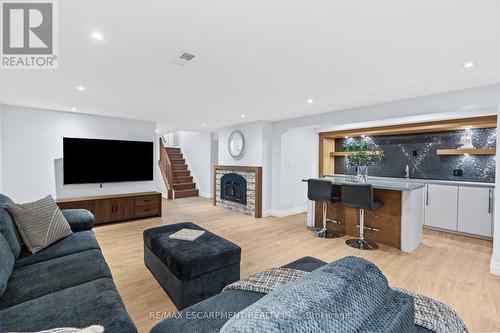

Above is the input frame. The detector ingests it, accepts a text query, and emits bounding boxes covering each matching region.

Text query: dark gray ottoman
[143,222,241,310]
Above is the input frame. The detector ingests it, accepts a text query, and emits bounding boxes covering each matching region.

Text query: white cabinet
[424,183,494,238]
[424,184,458,230]
[457,187,493,237]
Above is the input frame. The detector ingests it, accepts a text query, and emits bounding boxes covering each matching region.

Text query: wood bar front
[314,188,402,249]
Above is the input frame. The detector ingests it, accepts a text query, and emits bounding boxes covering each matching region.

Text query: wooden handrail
[159,138,173,198]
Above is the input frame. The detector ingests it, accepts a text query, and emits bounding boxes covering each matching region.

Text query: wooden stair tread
[172,176,193,184]
[174,188,199,198]
[173,171,190,177]
[173,182,196,190]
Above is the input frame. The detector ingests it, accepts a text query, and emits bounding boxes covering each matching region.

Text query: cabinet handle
[488,189,493,214]
[426,185,429,206]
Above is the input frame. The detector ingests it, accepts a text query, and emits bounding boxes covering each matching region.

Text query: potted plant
[343,139,384,182]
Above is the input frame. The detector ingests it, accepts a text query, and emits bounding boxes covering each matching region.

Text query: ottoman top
[144,222,241,280]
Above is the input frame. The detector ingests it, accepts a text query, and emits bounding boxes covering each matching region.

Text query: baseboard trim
[490,257,500,276]
[269,206,307,217]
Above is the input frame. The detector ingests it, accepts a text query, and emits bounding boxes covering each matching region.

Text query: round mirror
[228,130,246,160]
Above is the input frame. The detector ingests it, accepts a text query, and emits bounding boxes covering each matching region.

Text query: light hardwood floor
[94,197,500,333]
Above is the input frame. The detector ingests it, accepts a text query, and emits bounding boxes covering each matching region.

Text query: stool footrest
[356,225,380,232]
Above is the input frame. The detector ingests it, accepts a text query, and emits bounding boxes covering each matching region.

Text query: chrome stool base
[312,228,339,238]
[345,238,378,250]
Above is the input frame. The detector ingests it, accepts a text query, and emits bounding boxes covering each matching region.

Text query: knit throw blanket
[224,267,467,333]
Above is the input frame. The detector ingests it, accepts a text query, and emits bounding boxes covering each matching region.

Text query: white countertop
[322,175,426,191]
[324,174,495,189]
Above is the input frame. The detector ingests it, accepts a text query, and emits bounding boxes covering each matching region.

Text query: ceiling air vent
[171,52,196,65]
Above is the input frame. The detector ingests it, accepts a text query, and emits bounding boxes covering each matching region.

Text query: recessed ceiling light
[155,129,159,133]
[307,98,314,104]
[361,135,366,138]
[201,123,206,127]
[91,31,104,41]
[75,85,86,91]
[463,62,475,69]
[241,114,246,118]
[344,136,349,139]
[71,107,77,111]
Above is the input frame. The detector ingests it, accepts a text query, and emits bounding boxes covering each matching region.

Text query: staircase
[159,142,199,199]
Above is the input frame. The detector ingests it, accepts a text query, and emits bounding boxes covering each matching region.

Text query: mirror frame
[228,130,246,160]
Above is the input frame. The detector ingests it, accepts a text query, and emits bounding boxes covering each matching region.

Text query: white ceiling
[1,0,500,132]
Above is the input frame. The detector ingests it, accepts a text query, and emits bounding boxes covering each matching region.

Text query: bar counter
[306,175,425,252]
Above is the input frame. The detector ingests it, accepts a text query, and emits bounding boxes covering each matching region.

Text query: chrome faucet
[405,165,410,179]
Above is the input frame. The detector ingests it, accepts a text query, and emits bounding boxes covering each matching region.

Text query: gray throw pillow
[7,195,72,254]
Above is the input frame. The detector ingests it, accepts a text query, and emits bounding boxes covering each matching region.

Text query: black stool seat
[341,183,383,250]
[307,179,339,203]
[307,179,342,238]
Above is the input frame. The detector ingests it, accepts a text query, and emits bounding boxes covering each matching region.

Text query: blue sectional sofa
[151,257,434,333]
[0,194,137,333]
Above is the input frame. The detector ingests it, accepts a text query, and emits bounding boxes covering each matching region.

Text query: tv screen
[63,137,154,185]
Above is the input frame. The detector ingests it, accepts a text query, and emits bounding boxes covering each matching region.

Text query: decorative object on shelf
[343,138,384,182]
[228,130,246,160]
[459,132,474,150]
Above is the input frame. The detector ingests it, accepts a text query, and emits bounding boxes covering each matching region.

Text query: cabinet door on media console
[112,197,134,221]
[94,199,113,224]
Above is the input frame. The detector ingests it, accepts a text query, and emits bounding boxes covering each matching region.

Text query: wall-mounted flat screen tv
[63,137,154,185]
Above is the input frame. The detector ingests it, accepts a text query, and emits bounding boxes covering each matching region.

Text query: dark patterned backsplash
[334,128,496,183]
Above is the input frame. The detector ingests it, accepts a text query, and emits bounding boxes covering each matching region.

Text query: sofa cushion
[144,222,241,280]
[0,278,137,333]
[0,194,22,258]
[15,230,100,268]
[220,256,415,333]
[0,249,112,310]
[62,209,95,232]
[7,195,73,254]
[0,233,15,297]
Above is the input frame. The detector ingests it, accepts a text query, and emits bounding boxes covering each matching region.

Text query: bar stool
[341,183,384,250]
[307,179,342,238]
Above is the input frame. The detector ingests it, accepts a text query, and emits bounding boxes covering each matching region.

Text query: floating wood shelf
[331,151,384,157]
[436,148,496,156]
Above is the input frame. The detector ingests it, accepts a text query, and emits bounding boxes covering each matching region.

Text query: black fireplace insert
[220,173,247,205]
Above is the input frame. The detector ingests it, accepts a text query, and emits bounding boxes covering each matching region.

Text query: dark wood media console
[56,191,162,225]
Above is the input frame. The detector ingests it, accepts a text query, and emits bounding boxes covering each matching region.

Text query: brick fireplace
[213,165,262,218]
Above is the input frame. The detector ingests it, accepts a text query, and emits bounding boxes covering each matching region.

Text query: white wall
[1,105,162,203]
[270,127,318,216]
[218,122,266,166]
[177,131,212,198]
[491,104,500,276]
